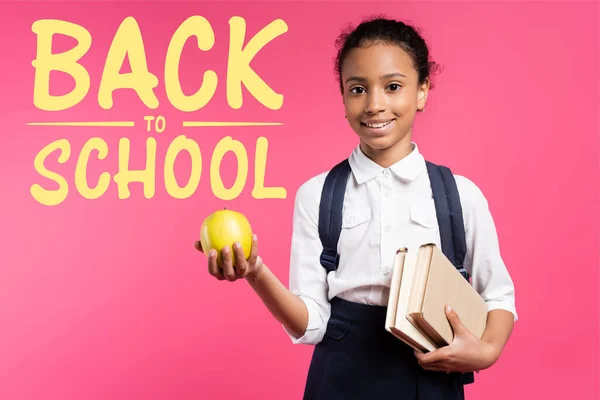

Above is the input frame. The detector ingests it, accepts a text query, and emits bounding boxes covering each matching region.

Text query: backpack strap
[318,159,352,273]
[426,160,474,385]
[425,161,470,281]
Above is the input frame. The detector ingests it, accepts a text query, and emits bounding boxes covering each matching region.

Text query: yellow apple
[200,208,253,268]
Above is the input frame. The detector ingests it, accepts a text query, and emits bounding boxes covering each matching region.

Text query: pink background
[1,1,598,399]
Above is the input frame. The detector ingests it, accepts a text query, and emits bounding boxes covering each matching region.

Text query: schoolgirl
[195,16,517,400]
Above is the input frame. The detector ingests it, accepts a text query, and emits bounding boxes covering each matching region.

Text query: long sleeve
[456,176,518,321]
[284,174,331,345]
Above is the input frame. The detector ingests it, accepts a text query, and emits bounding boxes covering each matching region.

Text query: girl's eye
[350,87,366,95]
[388,83,402,91]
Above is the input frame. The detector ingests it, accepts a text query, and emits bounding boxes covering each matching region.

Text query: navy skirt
[303,297,465,400]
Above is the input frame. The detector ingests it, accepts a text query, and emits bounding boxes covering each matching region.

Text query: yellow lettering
[75,138,110,199]
[164,135,202,199]
[210,136,248,200]
[30,139,71,206]
[144,115,155,131]
[252,137,286,199]
[31,20,91,111]
[227,17,287,110]
[165,16,217,112]
[98,17,159,109]
[113,137,156,199]
[155,116,166,133]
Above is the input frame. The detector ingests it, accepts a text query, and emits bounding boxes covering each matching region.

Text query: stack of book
[385,244,488,353]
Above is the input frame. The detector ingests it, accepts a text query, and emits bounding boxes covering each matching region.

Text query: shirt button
[383,189,390,197]
[383,169,390,177]
[384,224,392,232]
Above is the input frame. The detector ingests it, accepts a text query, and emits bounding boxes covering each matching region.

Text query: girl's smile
[360,118,397,136]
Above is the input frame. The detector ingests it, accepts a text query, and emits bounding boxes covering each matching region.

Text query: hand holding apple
[194,208,263,282]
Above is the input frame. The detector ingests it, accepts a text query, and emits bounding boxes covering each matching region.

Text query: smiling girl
[196,16,517,400]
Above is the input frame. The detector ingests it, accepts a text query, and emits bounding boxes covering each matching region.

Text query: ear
[417,78,430,111]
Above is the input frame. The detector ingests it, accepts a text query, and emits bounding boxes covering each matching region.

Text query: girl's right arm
[245,258,309,340]
[195,236,309,340]
[195,175,331,344]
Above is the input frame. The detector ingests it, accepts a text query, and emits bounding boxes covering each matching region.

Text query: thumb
[445,305,466,335]
[194,241,204,253]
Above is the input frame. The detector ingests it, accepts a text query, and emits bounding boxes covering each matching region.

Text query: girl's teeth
[366,121,391,128]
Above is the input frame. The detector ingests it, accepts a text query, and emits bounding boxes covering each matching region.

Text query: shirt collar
[348,142,426,184]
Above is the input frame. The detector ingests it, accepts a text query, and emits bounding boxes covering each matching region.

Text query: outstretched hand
[414,305,499,374]
[194,234,263,282]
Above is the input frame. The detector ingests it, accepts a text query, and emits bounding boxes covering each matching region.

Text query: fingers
[445,305,466,336]
[415,348,448,365]
[424,364,460,375]
[421,364,447,372]
[221,246,236,281]
[233,242,247,278]
[248,234,258,265]
[198,238,257,282]
[207,249,225,281]
[414,350,426,362]
[198,242,225,281]
[415,348,461,374]
[416,356,453,373]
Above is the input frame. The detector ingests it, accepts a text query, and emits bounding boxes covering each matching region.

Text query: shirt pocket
[408,204,440,246]
[409,204,438,229]
[339,207,371,249]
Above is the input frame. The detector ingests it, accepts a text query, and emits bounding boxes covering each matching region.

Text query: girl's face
[341,42,429,164]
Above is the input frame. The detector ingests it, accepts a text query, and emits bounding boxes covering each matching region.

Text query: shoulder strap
[426,160,474,386]
[439,165,468,274]
[318,159,352,273]
[425,161,469,281]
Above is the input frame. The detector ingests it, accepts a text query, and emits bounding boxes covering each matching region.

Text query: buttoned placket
[379,168,393,276]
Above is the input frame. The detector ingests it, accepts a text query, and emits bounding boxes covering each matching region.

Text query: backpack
[317,158,475,385]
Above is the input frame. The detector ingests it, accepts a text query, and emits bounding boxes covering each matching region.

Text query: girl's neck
[360,135,414,169]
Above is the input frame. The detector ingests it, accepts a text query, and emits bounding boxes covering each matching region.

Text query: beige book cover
[407,244,488,347]
[385,248,437,353]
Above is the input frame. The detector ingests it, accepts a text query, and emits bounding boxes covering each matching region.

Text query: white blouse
[286,143,517,345]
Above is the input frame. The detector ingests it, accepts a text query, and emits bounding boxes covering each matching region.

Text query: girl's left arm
[481,308,515,360]
[415,175,518,373]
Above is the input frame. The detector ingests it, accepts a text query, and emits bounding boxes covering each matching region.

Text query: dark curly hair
[334,16,441,93]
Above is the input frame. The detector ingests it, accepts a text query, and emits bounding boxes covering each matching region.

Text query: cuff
[486,298,518,322]
[283,296,329,345]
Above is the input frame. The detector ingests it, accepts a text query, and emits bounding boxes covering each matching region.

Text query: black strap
[426,161,470,281]
[426,161,474,385]
[439,165,468,278]
[318,159,351,273]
